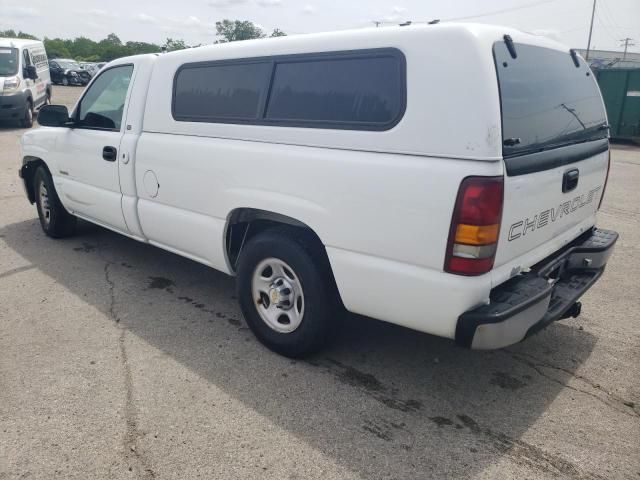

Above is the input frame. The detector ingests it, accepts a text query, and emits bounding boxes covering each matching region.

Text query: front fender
[20,128,60,203]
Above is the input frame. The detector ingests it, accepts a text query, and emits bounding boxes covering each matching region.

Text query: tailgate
[495,143,608,268]
[492,39,610,271]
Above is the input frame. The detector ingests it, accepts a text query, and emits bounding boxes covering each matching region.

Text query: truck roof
[0,38,44,49]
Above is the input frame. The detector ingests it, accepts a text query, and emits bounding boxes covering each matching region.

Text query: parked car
[21,24,617,357]
[79,62,100,78]
[48,59,90,86]
[0,38,52,128]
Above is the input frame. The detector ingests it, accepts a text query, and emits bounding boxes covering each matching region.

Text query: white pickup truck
[20,24,617,357]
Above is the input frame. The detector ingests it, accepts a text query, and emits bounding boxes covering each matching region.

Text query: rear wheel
[237,227,338,357]
[33,166,76,238]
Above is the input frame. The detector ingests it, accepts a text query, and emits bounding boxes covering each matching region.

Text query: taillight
[598,148,611,210]
[444,176,504,276]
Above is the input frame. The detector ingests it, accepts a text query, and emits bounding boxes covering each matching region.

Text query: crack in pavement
[0,264,36,280]
[104,259,156,479]
[504,350,639,418]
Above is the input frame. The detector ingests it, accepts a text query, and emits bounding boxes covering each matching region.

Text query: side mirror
[37,105,72,127]
[25,65,38,80]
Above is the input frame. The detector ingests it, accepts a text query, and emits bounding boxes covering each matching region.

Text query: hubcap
[38,181,51,226]
[251,258,304,333]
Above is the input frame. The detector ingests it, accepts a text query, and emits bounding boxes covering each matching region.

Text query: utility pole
[373,21,381,28]
[619,37,636,60]
[585,0,596,61]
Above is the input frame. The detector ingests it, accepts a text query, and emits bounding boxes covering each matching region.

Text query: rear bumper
[455,228,618,349]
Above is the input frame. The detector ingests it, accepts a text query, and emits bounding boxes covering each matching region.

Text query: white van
[21,24,617,357]
[0,38,52,128]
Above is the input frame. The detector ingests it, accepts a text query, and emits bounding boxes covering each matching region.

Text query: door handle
[102,146,117,162]
[562,168,579,193]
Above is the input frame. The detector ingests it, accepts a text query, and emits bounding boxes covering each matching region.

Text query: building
[575,48,640,69]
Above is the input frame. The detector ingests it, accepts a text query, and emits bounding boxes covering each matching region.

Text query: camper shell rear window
[494,42,608,159]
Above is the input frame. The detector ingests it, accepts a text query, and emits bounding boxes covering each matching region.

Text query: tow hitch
[561,301,582,320]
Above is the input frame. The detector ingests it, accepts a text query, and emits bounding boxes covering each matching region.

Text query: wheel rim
[251,258,305,333]
[38,180,51,226]
[62,78,68,86]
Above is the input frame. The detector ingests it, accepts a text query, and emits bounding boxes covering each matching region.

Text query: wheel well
[225,208,343,307]
[21,157,48,204]
[225,208,324,268]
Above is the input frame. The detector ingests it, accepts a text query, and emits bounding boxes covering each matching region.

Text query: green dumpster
[593,68,640,142]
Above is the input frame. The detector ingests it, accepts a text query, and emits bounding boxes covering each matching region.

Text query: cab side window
[76,65,133,131]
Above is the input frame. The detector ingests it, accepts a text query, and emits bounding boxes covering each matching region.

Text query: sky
[1,0,638,52]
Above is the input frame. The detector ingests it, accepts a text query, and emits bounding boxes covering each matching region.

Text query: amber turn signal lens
[454,223,500,246]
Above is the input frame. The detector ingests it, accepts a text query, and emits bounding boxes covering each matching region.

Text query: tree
[0,30,39,40]
[98,33,126,61]
[164,38,187,52]
[126,41,161,56]
[43,38,71,59]
[104,33,122,45]
[215,20,265,43]
[70,37,98,60]
[270,29,287,38]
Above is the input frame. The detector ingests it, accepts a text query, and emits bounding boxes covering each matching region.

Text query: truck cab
[0,38,52,128]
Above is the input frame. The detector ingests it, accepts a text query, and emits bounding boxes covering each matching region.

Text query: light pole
[586,0,596,61]
[619,37,636,61]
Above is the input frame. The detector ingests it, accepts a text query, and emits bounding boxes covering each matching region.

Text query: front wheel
[33,166,77,238]
[21,101,33,128]
[236,228,338,357]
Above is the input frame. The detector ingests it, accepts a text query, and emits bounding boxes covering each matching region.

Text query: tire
[21,100,34,128]
[45,90,52,105]
[33,166,76,238]
[237,227,338,357]
[62,77,69,86]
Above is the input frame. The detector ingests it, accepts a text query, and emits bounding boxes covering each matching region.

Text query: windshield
[57,60,80,70]
[0,47,19,76]
[494,42,607,157]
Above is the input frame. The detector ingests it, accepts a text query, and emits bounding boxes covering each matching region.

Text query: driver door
[57,64,134,232]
